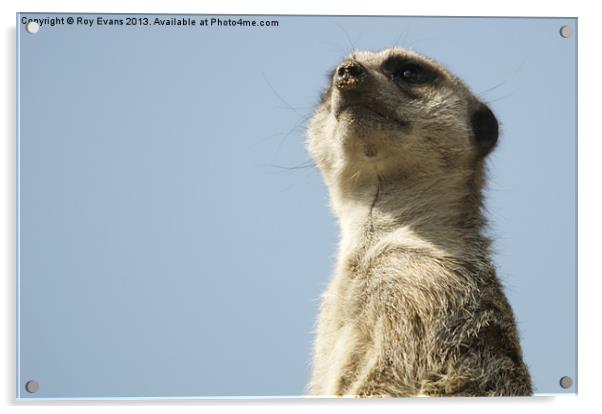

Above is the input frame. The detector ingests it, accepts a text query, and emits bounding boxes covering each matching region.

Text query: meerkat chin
[307,48,532,397]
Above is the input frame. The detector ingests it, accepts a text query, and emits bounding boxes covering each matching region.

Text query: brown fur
[307,48,532,397]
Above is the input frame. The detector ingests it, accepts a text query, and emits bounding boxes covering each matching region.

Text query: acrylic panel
[17,13,577,399]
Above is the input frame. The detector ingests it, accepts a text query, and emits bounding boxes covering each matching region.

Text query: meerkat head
[307,48,498,195]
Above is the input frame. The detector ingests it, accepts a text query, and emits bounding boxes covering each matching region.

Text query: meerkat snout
[334,60,366,89]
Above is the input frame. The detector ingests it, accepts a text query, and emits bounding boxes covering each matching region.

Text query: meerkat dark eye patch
[381,57,437,85]
[393,64,433,84]
[471,103,499,157]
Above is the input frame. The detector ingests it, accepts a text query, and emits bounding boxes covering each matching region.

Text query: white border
[2,1,599,413]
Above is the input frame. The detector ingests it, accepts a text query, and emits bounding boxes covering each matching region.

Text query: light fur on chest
[312,225,450,396]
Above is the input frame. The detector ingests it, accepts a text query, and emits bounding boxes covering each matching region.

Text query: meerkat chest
[316,249,407,394]
[332,239,446,324]
[334,250,375,315]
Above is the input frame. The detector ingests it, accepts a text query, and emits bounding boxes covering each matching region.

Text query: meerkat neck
[331,168,490,259]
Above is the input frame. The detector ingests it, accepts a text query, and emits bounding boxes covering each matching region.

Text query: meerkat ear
[471,102,499,157]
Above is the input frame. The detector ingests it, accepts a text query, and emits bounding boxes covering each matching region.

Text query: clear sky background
[17,14,576,398]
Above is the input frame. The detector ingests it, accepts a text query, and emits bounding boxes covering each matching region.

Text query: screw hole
[25,380,39,393]
[559,25,572,38]
[25,21,40,34]
[559,376,573,389]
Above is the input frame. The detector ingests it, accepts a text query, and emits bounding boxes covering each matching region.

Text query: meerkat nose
[335,61,366,90]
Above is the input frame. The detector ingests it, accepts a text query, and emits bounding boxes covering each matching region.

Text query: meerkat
[307,48,532,397]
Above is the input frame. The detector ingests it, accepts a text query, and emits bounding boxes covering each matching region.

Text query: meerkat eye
[382,57,437,87]
[395,64,429,84]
